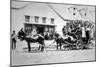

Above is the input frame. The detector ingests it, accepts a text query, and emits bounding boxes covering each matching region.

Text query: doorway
[37,26,44,34]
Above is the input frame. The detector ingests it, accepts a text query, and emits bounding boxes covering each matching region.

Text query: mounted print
[10,0,96,66]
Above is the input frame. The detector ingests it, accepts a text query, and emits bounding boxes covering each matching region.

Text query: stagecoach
[18,27,90,53]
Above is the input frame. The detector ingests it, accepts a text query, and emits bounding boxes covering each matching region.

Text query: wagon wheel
[76,40,83,50]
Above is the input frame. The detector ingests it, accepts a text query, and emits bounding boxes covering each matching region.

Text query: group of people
[43,31,55,40]
[62,20,95,46]
[11,27,62,50]
[11,20,95,50]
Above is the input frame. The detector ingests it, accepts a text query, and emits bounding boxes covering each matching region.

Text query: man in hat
[11,30,17,49]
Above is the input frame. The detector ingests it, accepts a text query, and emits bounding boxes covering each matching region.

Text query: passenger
[86,23,91,44]
[81,23,86,44]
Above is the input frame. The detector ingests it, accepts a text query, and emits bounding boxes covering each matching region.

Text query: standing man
[81,23,86,44]
[54,32,62,50]
[86,24,91,44]
[11,30,17,49]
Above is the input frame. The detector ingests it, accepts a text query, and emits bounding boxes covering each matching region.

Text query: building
[11,1,66,36]
[11,1,95,36]
[24,15,56,35]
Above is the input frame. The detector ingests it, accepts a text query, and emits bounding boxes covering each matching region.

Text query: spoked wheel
[75,40,83,50]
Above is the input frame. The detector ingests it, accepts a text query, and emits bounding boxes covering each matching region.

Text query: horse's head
[17,30,26,41]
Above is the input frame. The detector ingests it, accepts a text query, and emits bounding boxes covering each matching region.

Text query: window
[51,18,54,24]
[35,16,39,23]
[42,17,46,23]
[25,15,30,22]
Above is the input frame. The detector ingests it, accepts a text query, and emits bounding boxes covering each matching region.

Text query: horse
[49,32,78,50]
[17,31,45,52]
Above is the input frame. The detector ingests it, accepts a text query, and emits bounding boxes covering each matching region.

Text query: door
[37,26,44,34]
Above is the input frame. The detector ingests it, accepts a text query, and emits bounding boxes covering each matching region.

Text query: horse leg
[38,45,40,50]
[27,42,31,52]
[56,42,59,50]
[41,45,44,51]
[40,41,44,51]
[59,42,62,50]
[41,42,45,51]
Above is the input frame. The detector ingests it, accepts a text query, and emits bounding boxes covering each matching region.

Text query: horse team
[11,20,95,52]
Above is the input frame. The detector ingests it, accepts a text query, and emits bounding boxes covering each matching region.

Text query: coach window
[35,16,39,23]
[25,15,30,22]
[42,17,46,23]
[51,18,54,24]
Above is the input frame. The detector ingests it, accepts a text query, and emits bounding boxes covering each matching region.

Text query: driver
[30,29,44,39]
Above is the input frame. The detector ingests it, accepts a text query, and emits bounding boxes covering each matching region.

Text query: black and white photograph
[10,0,96,66]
